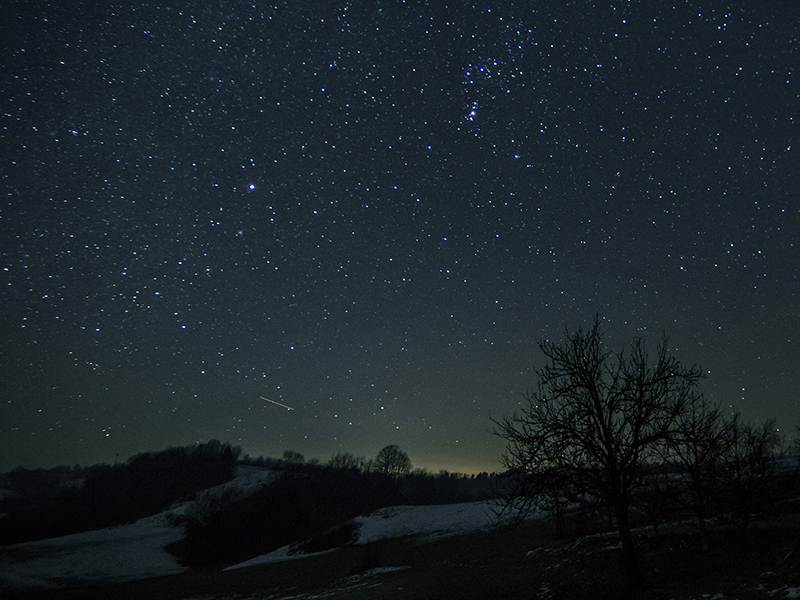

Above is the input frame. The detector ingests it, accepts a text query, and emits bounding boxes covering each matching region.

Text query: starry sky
[2,1,798,474]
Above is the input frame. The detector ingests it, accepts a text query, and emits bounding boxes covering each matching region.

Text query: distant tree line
[0,439,241,545]
[241,445,501,506]
[494,317,800,591]
[240,444,415,478]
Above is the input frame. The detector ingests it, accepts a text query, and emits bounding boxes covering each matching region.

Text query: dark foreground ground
[5,513,800,600]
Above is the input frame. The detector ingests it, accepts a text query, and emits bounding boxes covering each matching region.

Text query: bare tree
[374,444,412,478]
[328,452,370,471]
[790,423,800,461]
[356,455,374,473]
[494,317,702,589]
[328,452,358,469]
[664,395,730,551]
[282,450,305,464]
[719,415,782,529]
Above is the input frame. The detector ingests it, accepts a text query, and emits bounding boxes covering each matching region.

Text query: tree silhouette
[719,415,782,529]
[374,444,412,478]
[282,450,305,464]
[792,423,800,459]
[494,317,702,589]
[662,394,729,550]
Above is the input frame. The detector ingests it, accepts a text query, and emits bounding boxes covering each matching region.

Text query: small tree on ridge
[374,444,412,478]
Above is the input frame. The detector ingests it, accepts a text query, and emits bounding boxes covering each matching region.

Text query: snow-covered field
[0,465,278,592]
[0,493,506,593]
[225,500,506,570]
[2,468,798,599]
[0,511,186,592]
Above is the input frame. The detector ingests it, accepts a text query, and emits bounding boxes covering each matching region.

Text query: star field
[1,2,798,473]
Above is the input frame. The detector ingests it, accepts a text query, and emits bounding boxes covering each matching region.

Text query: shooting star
[261,396,294,411]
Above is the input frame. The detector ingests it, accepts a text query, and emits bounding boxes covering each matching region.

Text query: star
[1,2,796,475]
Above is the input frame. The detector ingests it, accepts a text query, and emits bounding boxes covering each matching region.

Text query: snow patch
[0,466,278,592]
[0,512,185,592]
[226,500,511,570]
[354,501,500,544]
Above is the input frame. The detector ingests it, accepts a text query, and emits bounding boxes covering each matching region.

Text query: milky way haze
[2,2,798,473]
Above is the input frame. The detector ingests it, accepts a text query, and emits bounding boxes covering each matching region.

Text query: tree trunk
[614,501,643,590]
[698,515,709,552]
[693,485,710,552]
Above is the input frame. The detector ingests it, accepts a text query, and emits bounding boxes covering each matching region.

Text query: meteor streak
[261,397,294,410]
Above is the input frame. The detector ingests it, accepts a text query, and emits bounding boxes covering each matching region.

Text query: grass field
[6,512,800,600]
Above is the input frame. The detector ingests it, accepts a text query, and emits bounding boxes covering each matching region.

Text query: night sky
[2,2,798,474]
